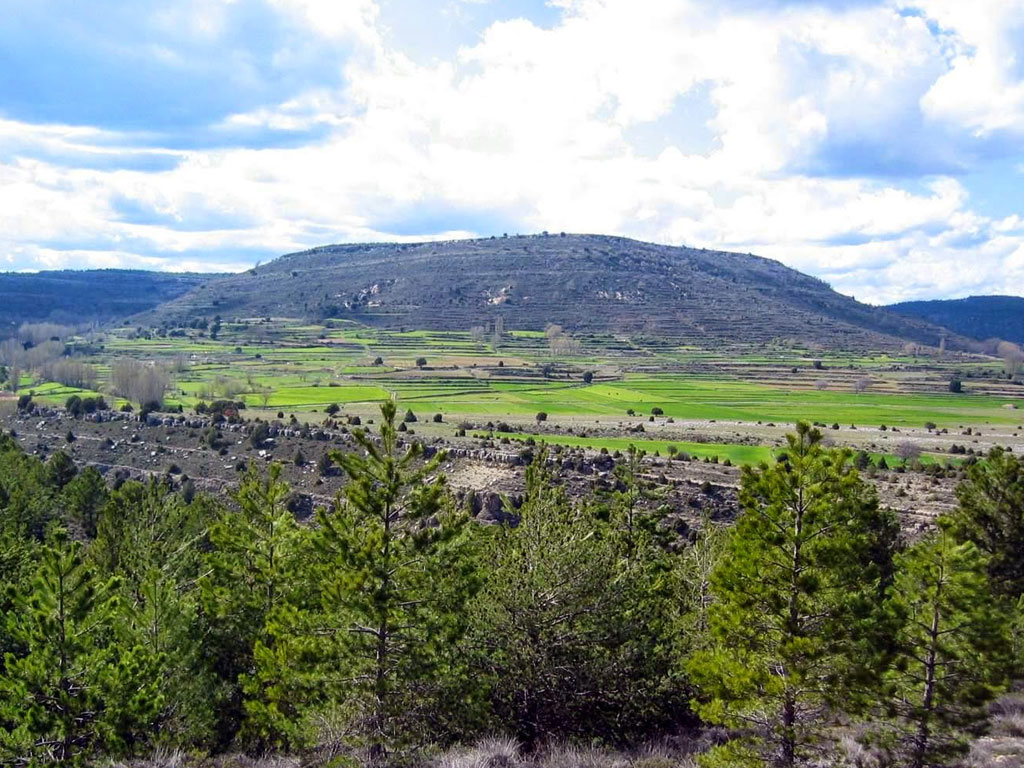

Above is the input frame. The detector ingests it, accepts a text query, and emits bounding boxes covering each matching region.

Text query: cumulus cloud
[0,0,1022,303]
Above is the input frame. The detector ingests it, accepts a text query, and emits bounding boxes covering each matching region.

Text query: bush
[325,403,340,415]
[433,413,443,423]
[403,409,417,423]
[536,412,548,422]
[250,422,270,448]
[651,407,664,416]
[317,452,333,476]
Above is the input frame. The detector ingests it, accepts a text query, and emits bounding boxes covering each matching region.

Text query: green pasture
[351,374,1022,428]
[475,431,959,469]
[15,323,1022,449]
[482,432,776,464]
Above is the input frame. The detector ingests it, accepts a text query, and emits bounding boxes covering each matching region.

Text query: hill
[887,295,1024,345]
[0,269,219,334]
[136,234,963,350]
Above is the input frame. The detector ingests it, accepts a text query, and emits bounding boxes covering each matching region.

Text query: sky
[1,0,1023,305]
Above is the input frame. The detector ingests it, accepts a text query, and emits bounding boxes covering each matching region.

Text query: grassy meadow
[14,319,1024,465]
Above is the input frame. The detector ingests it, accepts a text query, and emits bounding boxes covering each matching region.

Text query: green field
[12,320,1022,465]
[479,432,776,464]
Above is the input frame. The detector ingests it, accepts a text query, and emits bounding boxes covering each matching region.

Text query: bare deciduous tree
[895,440,922,464]
[41,359,97,390]
[853,377,871,394]
[0,339,22,366]
[17,322,73,345]
[997,340,1024,377]
[545,324,581,356]
[6,360,20,393]
[492,315,504,350]
[111,359,171,407]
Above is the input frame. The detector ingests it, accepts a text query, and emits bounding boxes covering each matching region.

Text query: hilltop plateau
[137,234,963,350]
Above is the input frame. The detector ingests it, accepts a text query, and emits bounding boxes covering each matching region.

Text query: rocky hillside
[138,234,961,349]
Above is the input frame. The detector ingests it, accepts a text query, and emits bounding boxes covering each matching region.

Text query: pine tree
[93,479,214,596]
[314,399,478,763]
[88,479,220,747]
[674,514,729,654]
[44,451,77,491]
[946,447,1024,598]
[200,463,304,750]
[117,569,218,748]
[603,445,686,739]
[881,531,1009,768]
[0,434,59,539]
[0,533,161,765]
[687,423,895,768]
[62,466,108,540]
[609,444,669,558]
[472,448,673,746]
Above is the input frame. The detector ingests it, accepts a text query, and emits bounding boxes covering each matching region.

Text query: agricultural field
[7,317,1023,473]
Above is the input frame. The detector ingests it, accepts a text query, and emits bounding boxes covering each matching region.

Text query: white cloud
[1,0,1023,303]
[911,0,1024,135]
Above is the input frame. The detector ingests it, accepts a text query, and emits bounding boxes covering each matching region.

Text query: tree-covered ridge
[888,296,1024,346]
[1,413,1023,767]
[0,270,217,333]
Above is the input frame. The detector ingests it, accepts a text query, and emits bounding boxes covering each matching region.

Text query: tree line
[1,405,1023,767]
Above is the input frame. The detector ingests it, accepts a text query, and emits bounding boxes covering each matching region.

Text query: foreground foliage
[0,420,1021,767]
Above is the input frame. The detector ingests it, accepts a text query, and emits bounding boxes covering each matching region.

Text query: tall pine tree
[687,423,897,768]
[200,463,303,750]
[313,399,478,763]
[0,533,161,765]
[946,447,1024,599]
[880,531,1008,768]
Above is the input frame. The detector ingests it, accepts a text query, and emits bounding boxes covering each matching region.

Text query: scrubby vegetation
[2,403,1024,767]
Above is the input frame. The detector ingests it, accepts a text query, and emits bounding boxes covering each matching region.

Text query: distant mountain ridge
[136,233,965,351]
[0,269,219,333]
[887,295,1024,345]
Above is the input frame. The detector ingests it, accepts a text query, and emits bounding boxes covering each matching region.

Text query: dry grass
[108,750,301,768]
[425,737,703,768]
[108,703,1024,768]
[969,737,1024,768]
[968,693,1024,768]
